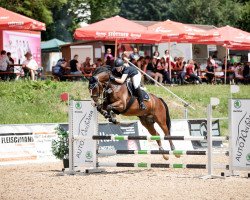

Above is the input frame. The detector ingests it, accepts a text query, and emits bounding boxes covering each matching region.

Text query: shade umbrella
[194,26,250,83]
[0,7,46,31]
[74,16,161,58]
[148,20,220,79]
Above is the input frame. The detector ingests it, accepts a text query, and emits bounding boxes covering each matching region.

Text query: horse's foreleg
[106,101,123,124]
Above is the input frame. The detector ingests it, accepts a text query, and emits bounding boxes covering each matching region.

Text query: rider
[110,58,147,110]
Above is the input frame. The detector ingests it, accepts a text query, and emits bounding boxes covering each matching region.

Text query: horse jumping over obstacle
[88,66,178,160]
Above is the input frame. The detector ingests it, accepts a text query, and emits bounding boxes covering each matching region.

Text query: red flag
[60,92,69,102]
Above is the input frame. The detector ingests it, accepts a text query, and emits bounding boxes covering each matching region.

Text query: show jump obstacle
[68,99,250,178]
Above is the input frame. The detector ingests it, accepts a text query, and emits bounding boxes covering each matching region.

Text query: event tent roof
[0,7,45,31]
[41,38,66,52]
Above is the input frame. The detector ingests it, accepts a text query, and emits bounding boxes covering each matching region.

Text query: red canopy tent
[192,26,250,83]
[196,26,250,46]
[74,16,162,57]
[148,20,220,78]
[148,19,220,42]
[74,16,161,43]
[0,7,46,31]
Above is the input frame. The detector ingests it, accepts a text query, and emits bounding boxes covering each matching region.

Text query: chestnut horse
[89,67,177,160]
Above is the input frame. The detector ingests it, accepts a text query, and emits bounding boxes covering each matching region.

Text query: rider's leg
[132,73,147,110]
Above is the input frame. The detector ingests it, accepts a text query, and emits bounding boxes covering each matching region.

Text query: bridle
[89,74,112,101]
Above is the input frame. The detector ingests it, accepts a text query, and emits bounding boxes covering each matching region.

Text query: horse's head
[88,66,111,104]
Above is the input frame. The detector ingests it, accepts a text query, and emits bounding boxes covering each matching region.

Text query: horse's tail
[159,98,171,134]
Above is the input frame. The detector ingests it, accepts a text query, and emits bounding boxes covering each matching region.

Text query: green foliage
[0,0,67,25]
[51,126,69,160]
[88,0,121,23]
[120,0,170,21]
[167,0,243,27]
[120,0,248,31]
[237,1,250,32]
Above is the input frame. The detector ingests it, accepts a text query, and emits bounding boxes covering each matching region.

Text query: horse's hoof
[175,154,181,158]
[162,155,169,160]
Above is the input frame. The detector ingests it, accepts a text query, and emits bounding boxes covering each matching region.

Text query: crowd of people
[0,50,41,81]
[1,47,249,84]
[53,47,250,85]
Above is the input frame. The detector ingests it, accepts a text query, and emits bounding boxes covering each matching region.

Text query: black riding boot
[135,87,147,110]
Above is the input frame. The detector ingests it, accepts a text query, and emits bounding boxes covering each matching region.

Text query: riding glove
[110,76,115,81]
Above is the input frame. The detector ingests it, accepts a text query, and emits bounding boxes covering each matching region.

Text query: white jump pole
[201,97,224,179]
[124,57,195,110]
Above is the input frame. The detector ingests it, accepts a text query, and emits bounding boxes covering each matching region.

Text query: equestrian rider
[110,58,147,110]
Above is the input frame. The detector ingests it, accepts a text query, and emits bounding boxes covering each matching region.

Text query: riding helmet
[114,58,124,68]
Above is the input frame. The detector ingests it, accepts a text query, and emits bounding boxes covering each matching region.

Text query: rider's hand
[110,76,115,81]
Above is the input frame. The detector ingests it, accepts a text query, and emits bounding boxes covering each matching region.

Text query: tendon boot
[135,87,147,110]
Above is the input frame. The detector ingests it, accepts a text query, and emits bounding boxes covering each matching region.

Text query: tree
[120,0,170,21]
[0,0,67,25]
[237,1,250,32]
[166,0,243,27]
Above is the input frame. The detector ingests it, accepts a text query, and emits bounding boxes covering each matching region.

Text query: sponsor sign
[98,122,140,153]
[69,101,97,169]
[0,124,58,165]
[230,99,250,170]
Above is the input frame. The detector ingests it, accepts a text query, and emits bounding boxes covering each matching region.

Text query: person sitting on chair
[110,58,146,110]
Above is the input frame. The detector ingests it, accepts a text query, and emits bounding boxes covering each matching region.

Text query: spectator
[164,50,175,68]
[104,48,114,63]
[129,47,140,61]
[152,57,163,85]
[7,52,14,64]
[186,59,202,84]
[95,58,104,68]
[179,61,188,84]
[235,63,244,83]
[205,62,215,84]
[0,50,11,81]
[153,50,160,59]
[243,62,250,83]
[70,54,81,75]
[52,58,69,80]
[22,52,38,81]
[81,57,92,75]
[158,57,171,84]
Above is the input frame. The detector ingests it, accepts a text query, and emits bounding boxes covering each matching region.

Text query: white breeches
[131,72,141,89]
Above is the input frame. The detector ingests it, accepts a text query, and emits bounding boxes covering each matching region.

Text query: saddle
[126,81,150,101]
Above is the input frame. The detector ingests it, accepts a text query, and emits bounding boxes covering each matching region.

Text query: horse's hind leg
[139,116,169,160]
[154,115,180,158]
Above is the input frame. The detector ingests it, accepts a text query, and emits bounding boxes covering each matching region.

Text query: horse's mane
[92,65,111,76]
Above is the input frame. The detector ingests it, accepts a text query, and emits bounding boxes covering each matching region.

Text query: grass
[0,80,249,134]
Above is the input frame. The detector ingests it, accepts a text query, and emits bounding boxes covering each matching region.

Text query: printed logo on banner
[85,151,93,160]
[246,153,250,163]
[234,100,241,109]
[75,102,82,110]
[235,112,250,163]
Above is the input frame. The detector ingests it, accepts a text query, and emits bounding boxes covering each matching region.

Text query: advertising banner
[0,124,58,165]
[3,30,41,65]
[98,122,140,152]
[230,99,250,170]
[69,101,97,169]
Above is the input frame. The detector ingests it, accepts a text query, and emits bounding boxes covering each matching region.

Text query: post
[207,103,213,176]
[224,47,228,84]
[168,40,172,80]
[68,100,74,175]
[115,39,118,59]
[184,104,188,119]
[201,97,224,179]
